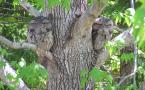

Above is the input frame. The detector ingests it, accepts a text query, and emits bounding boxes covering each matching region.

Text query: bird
[27,16,53,51]
[27,16,54,68]
[92,17,114,51]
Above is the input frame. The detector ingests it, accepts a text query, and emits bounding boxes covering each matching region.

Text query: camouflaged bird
[27,16,53,68]
[92,17,114,50]
[27,16,53,50]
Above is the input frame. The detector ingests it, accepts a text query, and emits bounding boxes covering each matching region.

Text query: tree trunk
[26,0,107,89]
[46,3,95,90]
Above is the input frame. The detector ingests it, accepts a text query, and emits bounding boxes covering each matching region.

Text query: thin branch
[19,0,41,17]
[0,35,36,51]
[118,71,137,86]
[112,30,134,47]
[133,41,137,87]
[0,56,30,90]
[75,0,108,36]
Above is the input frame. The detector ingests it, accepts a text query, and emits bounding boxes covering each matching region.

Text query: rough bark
[46,5,92,90]
[44,1,108,89]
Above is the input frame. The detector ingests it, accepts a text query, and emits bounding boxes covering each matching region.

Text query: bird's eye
[46,28,50,32]
[43,19,49,24]
[30,20,35,23]
[29,29,35,32]
[105,23,112,26]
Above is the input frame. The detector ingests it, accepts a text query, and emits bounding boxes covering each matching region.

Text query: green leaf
[0,48,8,56]
[124,8,135,27]
[80,68,89,77]
[0,0,2,3]
[80,68,89,89]
[106,75,113,84]
[89,68,105,82]
[89,68,113,86]
[133,7,145,48]
[134,7,145,25]
[141,0,145,8]
[138,28,145,47]
[124,16,132,27]
[7,86,16,90]
[120,53,134,62]
[48,0,60,9]
[88,0,94,6]
[61,0,70,11]
[19,63,48,88]
[36,0,45,9]
[0,81,4,90]
[106,41,124,55]
[115,13,122,24]
[0,61,6,68]
[80,77,88,89]
[13,0,19,7]
[7,73,15,81]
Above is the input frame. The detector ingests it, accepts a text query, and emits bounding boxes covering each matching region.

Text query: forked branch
[76,0,108,36]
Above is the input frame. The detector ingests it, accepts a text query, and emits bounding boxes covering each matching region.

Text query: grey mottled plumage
[27,16,54,68]
[92,17,113,50]
[27,16,53,51]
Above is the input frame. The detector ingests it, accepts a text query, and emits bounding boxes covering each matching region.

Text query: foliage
[0,48,48,89]
[13,0,71,11]
[133,1,145,48]
[18,63,48,89]
[80,68,114,90]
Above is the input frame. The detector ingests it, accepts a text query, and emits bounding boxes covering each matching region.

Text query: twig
[133,42,137,87]
[118,71,137,86]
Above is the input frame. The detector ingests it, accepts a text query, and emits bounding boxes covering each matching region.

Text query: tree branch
[75,0,108,37]
[0,56,30,90]
[112,30,134,47]
[118,71,136,86]
[19,0,41,17]
[0,35,36,51]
